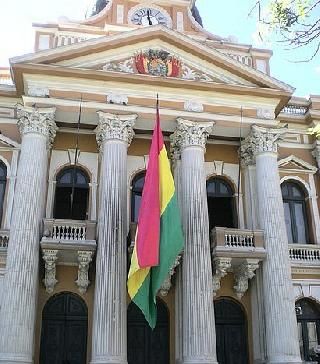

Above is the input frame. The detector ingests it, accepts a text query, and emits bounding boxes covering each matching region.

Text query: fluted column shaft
[243,125,302,364]
[91,113,136,364]
[173,119,218,364]
[0,106,57,364]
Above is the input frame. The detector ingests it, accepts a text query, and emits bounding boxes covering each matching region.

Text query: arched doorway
[40,292,88,364]
[127,299,169,364]
[296,298,320,363]
[214,298,248,364]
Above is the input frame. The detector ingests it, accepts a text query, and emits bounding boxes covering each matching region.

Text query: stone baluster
[172,118,218,364]
[91,112,136,364]
[0,105,57,364]
[242,125,302,364]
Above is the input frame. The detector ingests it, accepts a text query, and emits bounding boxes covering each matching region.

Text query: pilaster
[0,106,57,364]
[173,118,218,364]
[91,112,136,364]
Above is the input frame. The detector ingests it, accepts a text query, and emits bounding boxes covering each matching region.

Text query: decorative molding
[76,250,93,294]
[102,59,134,74]
[278,155,317,174]
[212,257,232,296]
[184,100,204,113]
[95,112,137,147]
[27,85,50,97]
[312,141,320,170]
[233,259,260,299]
[159,255,181,297]
[106,93,128,105]
[16,105,57,148]
[0,134,20,149]
[257,108,274,120]
[42,249,58,294]
[172,118,214,151]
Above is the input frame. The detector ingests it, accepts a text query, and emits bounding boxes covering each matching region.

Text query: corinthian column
[0,106,57,364]
[242,125,302,364]
[91,112,136,364]
[173,118,218,364]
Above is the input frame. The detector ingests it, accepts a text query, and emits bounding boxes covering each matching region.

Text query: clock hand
[147,9,153,25]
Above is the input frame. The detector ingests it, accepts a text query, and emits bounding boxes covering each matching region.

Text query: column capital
[95,112,137,147]
[172,118,214,151]
[240,125,287,166]
[312,140,320,170]
[17,105,57,148]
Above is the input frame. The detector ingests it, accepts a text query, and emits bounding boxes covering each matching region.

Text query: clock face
[131,8,169,27]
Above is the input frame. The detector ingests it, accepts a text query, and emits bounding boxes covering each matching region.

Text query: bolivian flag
[127,101,184,329]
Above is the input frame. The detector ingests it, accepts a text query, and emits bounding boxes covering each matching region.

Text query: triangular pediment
[278,155,317,173]
[10,26,293,92]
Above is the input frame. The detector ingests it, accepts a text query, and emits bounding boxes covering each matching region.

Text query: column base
[182,359,218,364]
[90,357,127,364]
[0,354,32,364]
[267,357,303,364]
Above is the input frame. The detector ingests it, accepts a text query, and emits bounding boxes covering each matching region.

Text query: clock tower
[33,0,206,51]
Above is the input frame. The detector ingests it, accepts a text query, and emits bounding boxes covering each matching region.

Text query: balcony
[289,244,320,269]
[211,227,266,298]
[40,219,97,294]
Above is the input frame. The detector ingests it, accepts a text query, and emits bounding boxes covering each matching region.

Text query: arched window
[281,181,309,244]
[296,298,320,362]
[54,167,89,220]
[206,177,237,231]
[131,172,145,223]
[0,161,7,225]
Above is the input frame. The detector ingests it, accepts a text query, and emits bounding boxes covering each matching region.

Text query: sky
[0,0,319,97]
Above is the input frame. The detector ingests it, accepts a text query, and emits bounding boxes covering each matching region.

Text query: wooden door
[40,292,88,364]
[127,299,169,364]
[215,298,248,364]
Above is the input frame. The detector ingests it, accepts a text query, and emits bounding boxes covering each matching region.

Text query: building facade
[0,1,320,363]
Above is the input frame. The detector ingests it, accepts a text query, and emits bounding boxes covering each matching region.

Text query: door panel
[40,293,88,364]
[127,300,169,364]
[214,299,248,364]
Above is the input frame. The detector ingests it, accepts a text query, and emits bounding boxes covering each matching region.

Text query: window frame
[282,181,310,244]
[130,171,146,223]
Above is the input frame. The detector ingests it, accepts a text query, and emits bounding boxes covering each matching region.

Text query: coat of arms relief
[102,48,221,82]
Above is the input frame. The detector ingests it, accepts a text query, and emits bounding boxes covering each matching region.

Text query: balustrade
[289,244,320,265]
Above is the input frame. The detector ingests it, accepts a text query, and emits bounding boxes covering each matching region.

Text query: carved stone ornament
[16,105,58,148]
[106,93,128,105]
[95,112,137,147]
[102,59,134,74]
[159,255,182,297]
[212,257,232,296]
[42,249,58,294]
[312,141,320,170]
[257,108,275,120]
[233,259,260,299]
[76,250,94,294]
[27,85,50,97]
[240,125,287,166]
[184,100,204,113]
[181,64,213,82]
[172,118,214,151]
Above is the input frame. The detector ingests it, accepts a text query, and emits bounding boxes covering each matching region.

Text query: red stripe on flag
[136,108,163,268]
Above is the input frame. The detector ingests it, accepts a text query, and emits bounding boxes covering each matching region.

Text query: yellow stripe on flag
[159,147,175,215]
[128,239,150,298]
